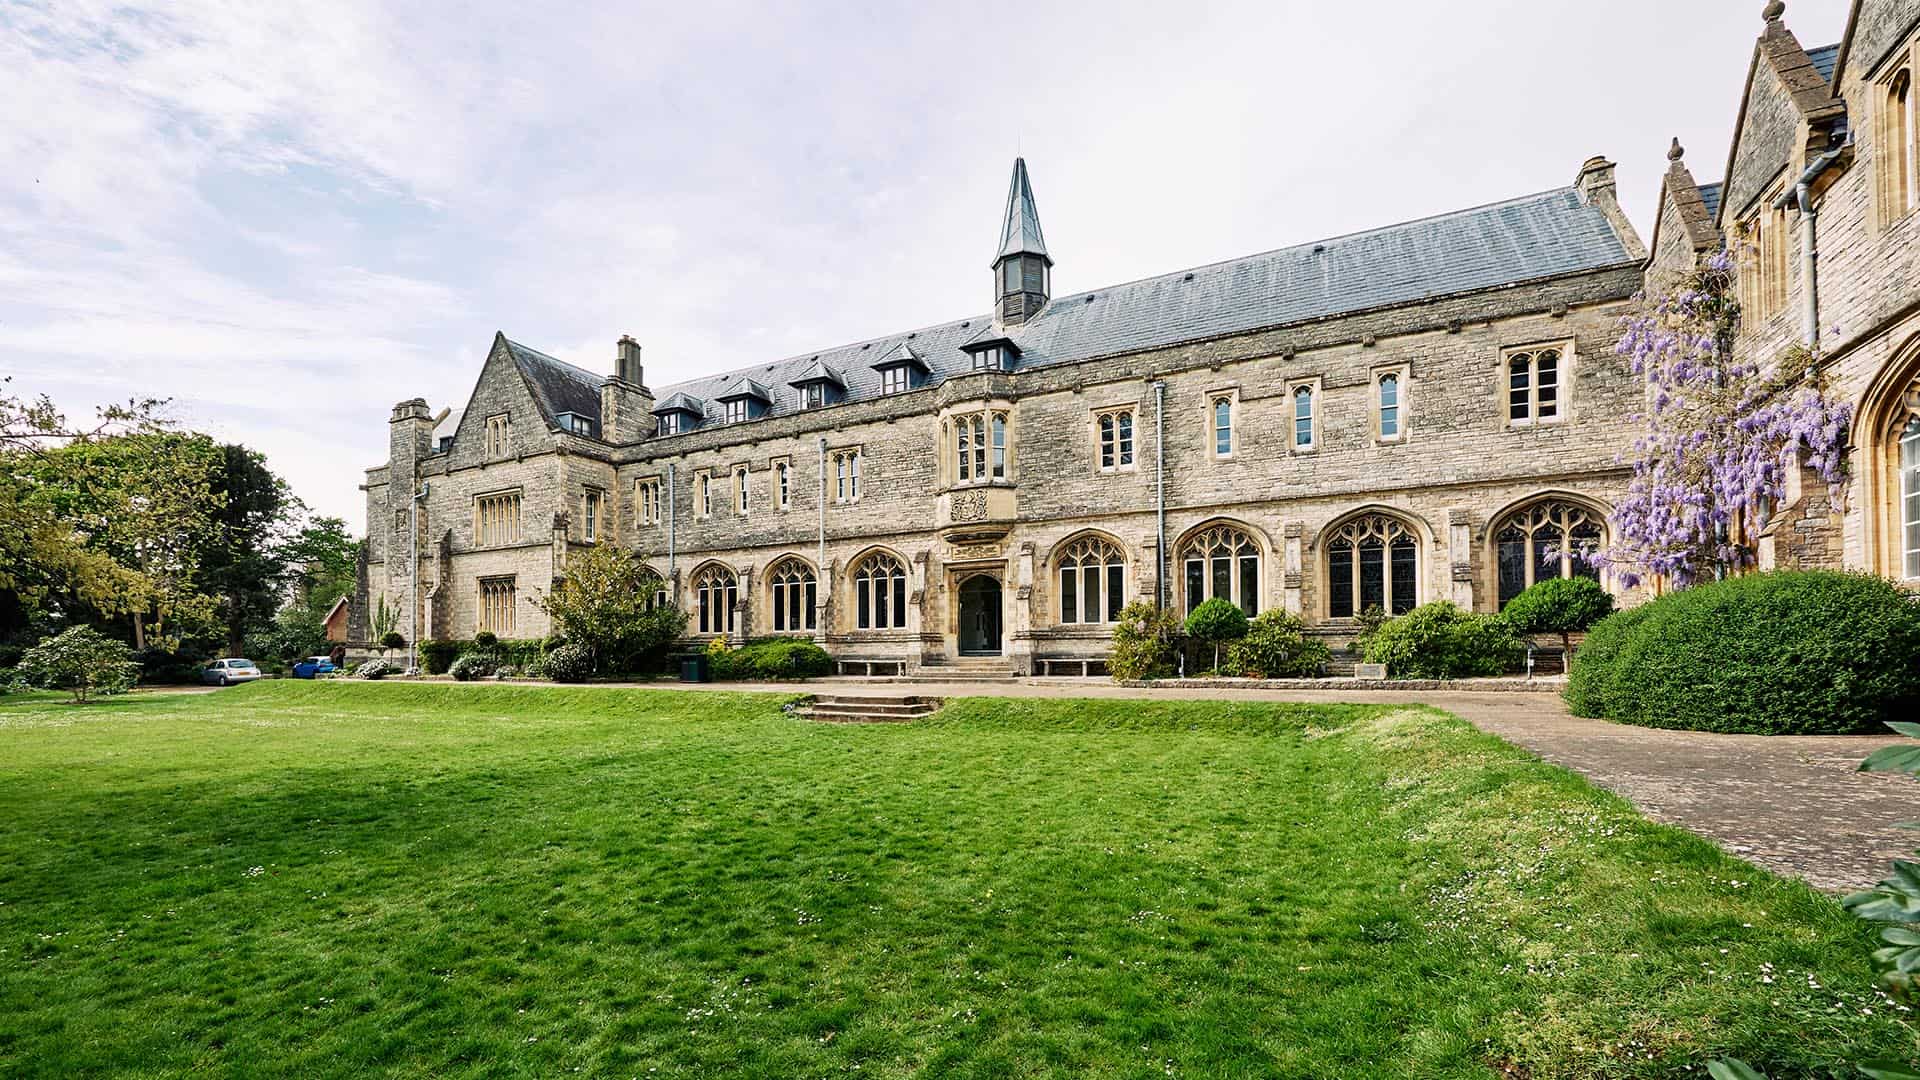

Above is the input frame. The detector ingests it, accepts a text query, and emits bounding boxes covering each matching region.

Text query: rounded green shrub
[472,630,500,650]
[1185,597,1249,672]
[709,638,833,681]
[544,643,593,683]
[1561,605,1653,719]
[1566,570,1920,734]
[1109,601,1180,681]
[1500,576,1615,651]
[1225,610,1332,678]
[1362,601,1522,679]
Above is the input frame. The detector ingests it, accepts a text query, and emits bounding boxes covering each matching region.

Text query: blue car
[291,656,337,679]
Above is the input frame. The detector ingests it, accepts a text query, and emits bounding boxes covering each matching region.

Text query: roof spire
[1762,0,1784,23]
[995,157,1050,265]
[1668,137,1685,162]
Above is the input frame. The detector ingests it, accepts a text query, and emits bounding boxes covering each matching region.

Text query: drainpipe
[409,481,429,673]
[666,462,677,581]
[1772,135,1850,352]
[817,436,828,578]
[1152,380,1167,609]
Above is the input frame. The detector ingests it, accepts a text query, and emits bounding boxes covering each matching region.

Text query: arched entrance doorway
[957,575,1003,656]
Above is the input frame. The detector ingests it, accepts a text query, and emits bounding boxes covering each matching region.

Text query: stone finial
[1762,0,1784,23]
[1668,137,1685,162]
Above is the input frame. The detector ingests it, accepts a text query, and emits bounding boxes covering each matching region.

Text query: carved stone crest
[951,489,989,522]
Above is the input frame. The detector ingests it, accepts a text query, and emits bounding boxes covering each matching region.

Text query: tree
[283,517,360,623]
[535,545,683,673]
[1498,577,1615,655]
[1183,597,1248,673]
[1607,252,1851,587]
[17,626,141,703]
[199,444,301,655]
[0,380,179,633]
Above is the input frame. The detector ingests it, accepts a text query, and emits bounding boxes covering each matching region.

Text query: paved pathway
[213,677,1920,892]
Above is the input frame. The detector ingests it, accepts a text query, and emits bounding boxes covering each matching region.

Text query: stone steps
[796,695,941,723]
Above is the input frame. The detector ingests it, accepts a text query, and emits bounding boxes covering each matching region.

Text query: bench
[835,658,908,677]
[1035,657,1109,677]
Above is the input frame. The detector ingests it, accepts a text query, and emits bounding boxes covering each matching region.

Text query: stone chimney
[1575,156,1648,262]
[388,398,435,479]
[600,335,656,444]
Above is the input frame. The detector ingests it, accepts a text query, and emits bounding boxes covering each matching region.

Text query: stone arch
[1311,505,1432,619]
[764,553,819,634]
[1855,331,1920,581]
[1171,517,1271,616]
[688,560,739,637]
[1485,493,1612,607]
[1047,529,1130,625]
[848,547,910,631]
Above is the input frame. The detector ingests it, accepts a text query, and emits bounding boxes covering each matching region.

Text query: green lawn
[0,683,1911,1078]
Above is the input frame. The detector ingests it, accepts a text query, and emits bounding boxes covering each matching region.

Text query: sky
[1,0,1852,527]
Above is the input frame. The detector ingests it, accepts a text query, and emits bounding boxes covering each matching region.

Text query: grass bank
[0,681,1909,1077]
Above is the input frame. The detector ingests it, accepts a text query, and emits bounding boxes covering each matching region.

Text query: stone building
[359,139,1653,674]
[1647,0,1920,585]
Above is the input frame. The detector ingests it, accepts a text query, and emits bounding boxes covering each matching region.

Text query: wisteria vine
[1603,250,1851,587]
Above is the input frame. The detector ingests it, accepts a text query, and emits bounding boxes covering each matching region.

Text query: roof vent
[861,343,870,350]
[1085,295,1095,303]
[1183,273,1194,282]
[961,321,970,328]
[1312,244,1326,254]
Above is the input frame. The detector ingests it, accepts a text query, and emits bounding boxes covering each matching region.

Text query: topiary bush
[1362,601,1523,679]
[472,630,499,650]
[1565,570,1920,734]
[1500,576,1616,654]
[1184,597,1249,672]
[380,631,406,656]
[448,653,496,682]
[420,640,462,675]
[544,642,593,683]
[1109,601,1181,681]
[1225,609,1332,678]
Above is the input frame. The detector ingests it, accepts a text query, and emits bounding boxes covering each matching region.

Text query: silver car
[202,658,263,686]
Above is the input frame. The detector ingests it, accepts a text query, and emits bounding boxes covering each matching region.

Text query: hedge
[421,638,546,675]
[709,638,832,681]
[1362,601,1522,679]
[1563,570,1920,734]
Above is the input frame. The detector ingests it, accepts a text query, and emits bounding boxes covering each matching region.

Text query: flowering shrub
[17,626,140,703]
[448,654,496,682]
[1607,252,1850,586]
[1109,601,1180,681]
[544,643,593,683]
[353,658,394,679]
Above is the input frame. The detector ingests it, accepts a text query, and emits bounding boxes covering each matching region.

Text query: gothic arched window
[1900,416,1920,579]
[768,557,817,633]
[693,564,738,636]
[1492,499,1604,607]
[1326,514,1419,618]
[1180,524,1260,616]
[853,553,908,630]
[1057,535,1125,624]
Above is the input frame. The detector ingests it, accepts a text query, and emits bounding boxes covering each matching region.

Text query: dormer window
[436,436,454,454]
[962,335,1019,373]
[802,382,826,409]
[555,412,597,438]
[789,360,846,409]
[652,393,706,436]
[871,343,928,396]
[723,399,748,424]
[659,412,687,436]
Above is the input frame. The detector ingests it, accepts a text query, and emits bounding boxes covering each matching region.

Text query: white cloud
[0,0,1855,525]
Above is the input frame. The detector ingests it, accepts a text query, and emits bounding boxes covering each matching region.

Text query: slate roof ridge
[1033,185,1606,312]
[502,335,604,386]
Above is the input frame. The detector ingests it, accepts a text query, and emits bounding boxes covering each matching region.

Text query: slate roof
[653,392,705,417]
[1698,182,1723,223]
[632,185,1633,431]
[1808,43,1838,83]
[996,157,1049,262]
[788,358,846,388]
[501,337,604,427]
